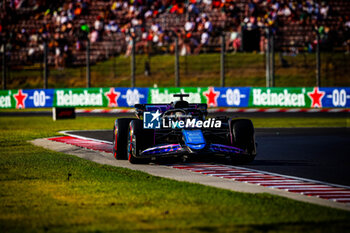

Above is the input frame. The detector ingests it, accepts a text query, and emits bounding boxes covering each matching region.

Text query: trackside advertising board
[0,88,148,109]
[249,87,350,108]
[0,87,349,109]
[250,87,309,108]
[54,88,148,108]
[0,89,54,109]
[149,87,250,107]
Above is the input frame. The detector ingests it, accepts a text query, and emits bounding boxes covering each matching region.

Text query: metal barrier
[1,34,350,90]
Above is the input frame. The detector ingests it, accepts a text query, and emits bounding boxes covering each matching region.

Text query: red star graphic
[203,87,220,107]
[307,87,325,108]
[105,88,120,107]
[13,89,28,109]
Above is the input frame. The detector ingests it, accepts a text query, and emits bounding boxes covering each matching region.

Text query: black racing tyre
[127,120,154,164]
[113,118,135,160]
[230,119,256,163]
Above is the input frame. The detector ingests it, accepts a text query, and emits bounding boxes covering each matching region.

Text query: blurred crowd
[1,0,91,67]
[1,0,350,67]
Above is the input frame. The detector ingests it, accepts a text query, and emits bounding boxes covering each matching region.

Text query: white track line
[229,166,350,190]
[59,132,350,204]
[59,131,113,145]
[188,163,350,190]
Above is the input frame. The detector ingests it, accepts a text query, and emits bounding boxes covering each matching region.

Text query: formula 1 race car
[112,94,256,164]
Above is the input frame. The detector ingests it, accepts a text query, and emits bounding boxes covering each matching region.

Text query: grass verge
[6,53,350,88]
[0,116,350,233]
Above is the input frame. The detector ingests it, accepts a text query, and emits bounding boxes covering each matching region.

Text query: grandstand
[1,0,350,67]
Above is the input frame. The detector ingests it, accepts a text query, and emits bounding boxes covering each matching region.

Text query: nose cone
[182,129,206,150]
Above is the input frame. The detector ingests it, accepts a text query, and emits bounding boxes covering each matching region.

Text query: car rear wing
[134,103,207,119]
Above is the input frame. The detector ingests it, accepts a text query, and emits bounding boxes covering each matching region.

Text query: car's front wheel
[230,119,256,163]
[127,120,153,164]
[113,118,135,160]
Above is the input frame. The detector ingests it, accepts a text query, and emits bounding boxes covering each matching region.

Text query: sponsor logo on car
[143,110,162,129]
[143,111,221,129]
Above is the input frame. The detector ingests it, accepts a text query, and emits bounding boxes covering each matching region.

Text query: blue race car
[112,94,256,164]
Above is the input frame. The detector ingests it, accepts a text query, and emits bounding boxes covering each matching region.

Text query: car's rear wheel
[113,118,135,160]
[128,120,154,164]
[230,119,256,163]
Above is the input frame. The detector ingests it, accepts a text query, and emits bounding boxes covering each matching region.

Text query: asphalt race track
[66,127,350,187]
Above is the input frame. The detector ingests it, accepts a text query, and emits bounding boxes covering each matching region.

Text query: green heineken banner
[249,87,310,108]
[248,87,350,108]
[54,88,148,107]
[0,87,349,109]
[0,88,148,109]
[0,90,15,109]
[54,88,105,107]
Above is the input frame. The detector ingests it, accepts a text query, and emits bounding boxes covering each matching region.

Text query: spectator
[188,2,200,17]
[320,1,330,19]
[246,0,257,17]
[94,15,104,38]
[227,26,242,53]
[212,0,223,9]
[105,20,119,34]
[184,17,195,33]
[194,30,209,54]
[169,2,185,14]
[278,4,292,17]
[203,0,212,9]
[90,30,99,43]
[259,33,266,54]
[224,1,240,18]
[203,16,213,34]
[124,25,136,56]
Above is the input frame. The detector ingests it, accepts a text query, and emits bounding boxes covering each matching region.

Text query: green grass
[0,116,350,232]
[4,53,350,89]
